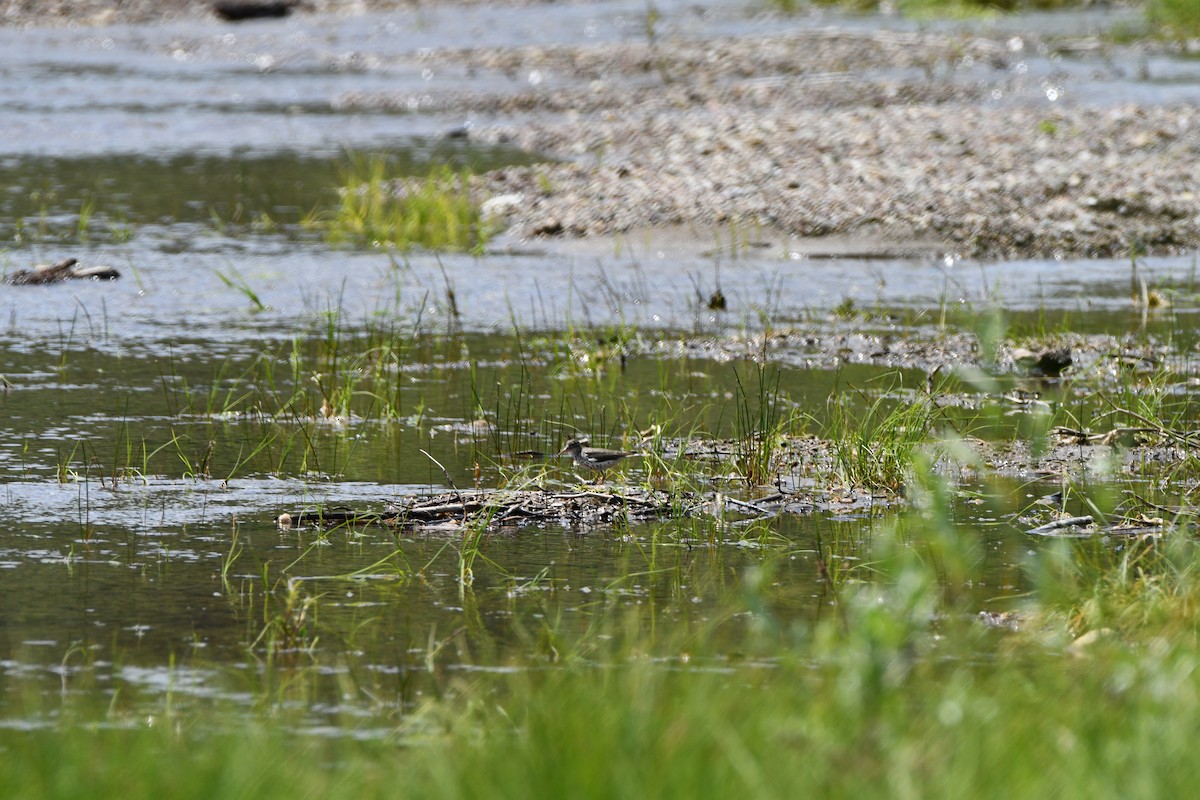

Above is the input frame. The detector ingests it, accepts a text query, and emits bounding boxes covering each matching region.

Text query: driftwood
[6,258,120,285]
[277,488,698,532]
[1026,515,1095,536]
[274,483,902,533]
[1026,514,1166,538]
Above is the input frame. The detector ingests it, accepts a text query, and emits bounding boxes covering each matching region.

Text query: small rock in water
[480,193,525,223]
[977,610,1020,631]
[213,1,295,21]
[1012,347,1072,378]
[1066,627,1115,657]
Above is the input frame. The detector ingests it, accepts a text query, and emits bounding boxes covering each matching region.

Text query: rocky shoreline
[472,99,1200,258]
[381,23,1200,260]
[5,1,1198,260]
[454,25,1200,260]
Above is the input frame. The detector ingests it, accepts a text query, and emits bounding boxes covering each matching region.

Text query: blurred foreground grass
[4,640,1198,799]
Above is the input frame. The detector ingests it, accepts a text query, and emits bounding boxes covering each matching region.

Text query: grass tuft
[305,154,493,252]
[825,382,935,493]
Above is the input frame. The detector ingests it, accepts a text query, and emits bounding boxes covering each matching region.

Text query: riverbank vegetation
[793,0,1200,38]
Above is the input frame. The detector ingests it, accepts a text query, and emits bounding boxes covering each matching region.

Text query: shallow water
[1,1,1199,732]
[0,304,1124,734]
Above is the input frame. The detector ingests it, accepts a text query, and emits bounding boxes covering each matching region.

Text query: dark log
[6,258,120,285]
[7,258,77,285]
[213,1,295,21]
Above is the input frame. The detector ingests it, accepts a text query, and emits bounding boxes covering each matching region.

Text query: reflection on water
[0,146,541,243]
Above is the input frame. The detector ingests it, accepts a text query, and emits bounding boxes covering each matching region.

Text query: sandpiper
[559,438,639,482]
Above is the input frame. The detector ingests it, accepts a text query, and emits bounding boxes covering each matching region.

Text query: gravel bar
[5,1,1197,260]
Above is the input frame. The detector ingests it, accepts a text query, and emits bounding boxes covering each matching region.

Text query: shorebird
[559,438,639,483]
